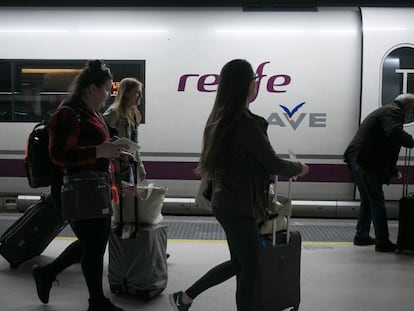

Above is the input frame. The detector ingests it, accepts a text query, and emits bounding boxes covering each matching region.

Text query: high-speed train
[0,6,414,217]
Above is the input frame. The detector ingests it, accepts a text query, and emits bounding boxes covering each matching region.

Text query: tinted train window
[0,60,12,121]
[0,60,145,123]
[382,46,414,107]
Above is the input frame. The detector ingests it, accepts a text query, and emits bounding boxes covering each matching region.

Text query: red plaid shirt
[48,98,110,172]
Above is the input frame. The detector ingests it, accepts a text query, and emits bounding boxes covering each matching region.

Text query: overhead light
[216,28,306,35]
[0,29,69,33]
[77,29,168,34]
[363,27,407,32]
[21,68,81,74]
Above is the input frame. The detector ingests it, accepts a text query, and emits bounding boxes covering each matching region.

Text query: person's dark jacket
[211,109,302,221]
[344,102,414,183]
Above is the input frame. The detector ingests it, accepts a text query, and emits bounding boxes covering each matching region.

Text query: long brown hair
[196,59,254,177]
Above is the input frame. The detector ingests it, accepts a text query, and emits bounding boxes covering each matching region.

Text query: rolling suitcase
[108,162,168,299]
[0,193,66,269]
[108,224,168,299]
[397,149,414,252]
[260,176,301,311]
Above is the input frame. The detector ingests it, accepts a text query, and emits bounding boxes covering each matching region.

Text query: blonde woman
[104,77,146,182]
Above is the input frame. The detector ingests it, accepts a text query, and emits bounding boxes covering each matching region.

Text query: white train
[0,6,413,217]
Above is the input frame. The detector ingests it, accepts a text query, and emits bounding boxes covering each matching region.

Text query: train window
[382,46,414,108]
[0,59,145,123]
[0,60,12,121]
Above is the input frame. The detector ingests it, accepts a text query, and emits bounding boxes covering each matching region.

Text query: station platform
[0,215,413,311]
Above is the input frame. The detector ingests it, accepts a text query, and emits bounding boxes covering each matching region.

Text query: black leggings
[186,210,261,311]
[48,183,111,301]
[71,217,111,301]
[46,184,82,278]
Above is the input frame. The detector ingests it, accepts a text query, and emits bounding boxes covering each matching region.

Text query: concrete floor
[0,236,413,311]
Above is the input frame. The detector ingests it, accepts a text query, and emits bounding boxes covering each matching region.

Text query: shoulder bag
[61,170,113,222]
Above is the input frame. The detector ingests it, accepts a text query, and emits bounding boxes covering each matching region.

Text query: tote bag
[114,181,167,225]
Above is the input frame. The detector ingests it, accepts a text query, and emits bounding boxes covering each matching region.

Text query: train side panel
[360,7,414,200]
[0,7,369,215]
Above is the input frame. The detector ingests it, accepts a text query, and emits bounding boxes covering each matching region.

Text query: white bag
[195,178,212,212]
[259,183,292,235]
[113,181,167,225]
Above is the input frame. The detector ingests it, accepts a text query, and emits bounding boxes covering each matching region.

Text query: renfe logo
[177,61,327,129]
[177,61,291,102]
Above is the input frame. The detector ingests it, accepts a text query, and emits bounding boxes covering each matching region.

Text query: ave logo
[267,102,327,130]
[177,61,327,130]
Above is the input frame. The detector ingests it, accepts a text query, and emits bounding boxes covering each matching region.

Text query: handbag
[259,183,291,235]
[195,178,213,212]
[113,181,167,225]
[61,170,113,222]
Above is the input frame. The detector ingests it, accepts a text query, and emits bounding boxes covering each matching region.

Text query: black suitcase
[0,194,66,269]
[260,231,301,311]
[259,176,301,311]
[397,149,414,252]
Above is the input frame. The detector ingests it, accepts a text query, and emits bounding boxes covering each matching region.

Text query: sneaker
[353,236,375,246]
[169,291,192,311]
[32,265,56,304]
[375,240,397,253]
[87,298,124,311]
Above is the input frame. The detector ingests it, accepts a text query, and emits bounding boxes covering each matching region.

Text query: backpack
[24,105,77,188]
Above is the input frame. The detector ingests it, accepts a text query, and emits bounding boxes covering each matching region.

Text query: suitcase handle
[272,176,292,246]
[403,148,411,197]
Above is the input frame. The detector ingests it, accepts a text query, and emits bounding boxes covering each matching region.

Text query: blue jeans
[350,161,390,242]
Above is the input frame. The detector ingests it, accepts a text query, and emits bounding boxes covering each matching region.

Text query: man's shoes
[87,298,124,311]
[169,291,192,311]
[375,240,397,253]
[32,265,56,304]
[353,236,376,246]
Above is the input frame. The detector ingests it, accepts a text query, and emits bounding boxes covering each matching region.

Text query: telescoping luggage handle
[403,148,412,197]
[271,149,296,246]
[272,176,292,246]
[110,160,139,226]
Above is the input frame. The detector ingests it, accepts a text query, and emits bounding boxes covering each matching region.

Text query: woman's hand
[119,150,136,164]
[297,163,309,177]
[139,169,147,181]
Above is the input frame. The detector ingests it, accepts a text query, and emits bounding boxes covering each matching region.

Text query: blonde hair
[112,77,143,127]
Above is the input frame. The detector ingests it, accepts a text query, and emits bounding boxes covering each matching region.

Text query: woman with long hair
[104,77,146,182]
[169,59,309,311]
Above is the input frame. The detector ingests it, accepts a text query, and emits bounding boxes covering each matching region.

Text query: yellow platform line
[168,239,353,246]
[55,237,353,246]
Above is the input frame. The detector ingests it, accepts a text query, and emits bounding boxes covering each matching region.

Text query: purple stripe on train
[1,158,414,184]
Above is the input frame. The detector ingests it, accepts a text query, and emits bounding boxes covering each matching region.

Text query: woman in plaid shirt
[33,60,124,311]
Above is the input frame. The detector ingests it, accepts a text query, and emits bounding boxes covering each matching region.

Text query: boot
[32,265,56,304]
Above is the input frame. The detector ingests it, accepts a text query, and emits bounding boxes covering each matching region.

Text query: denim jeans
[350,161,390,242]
